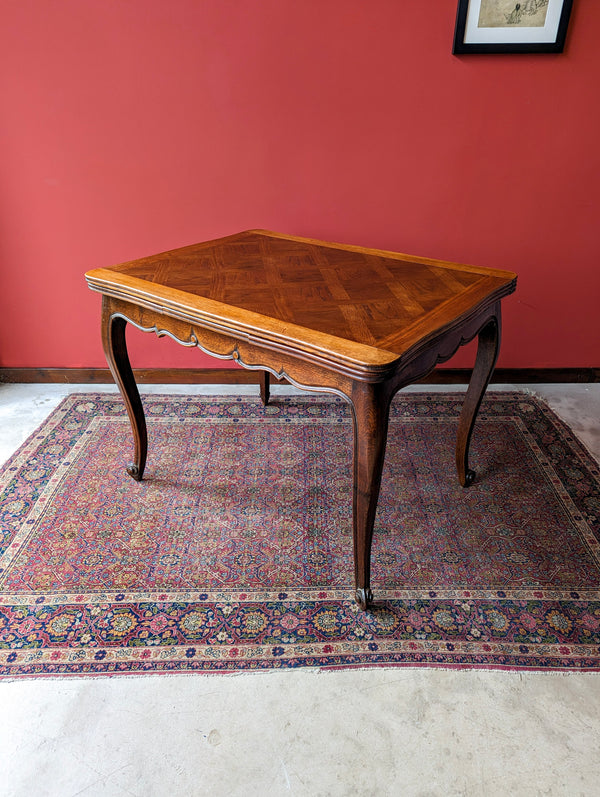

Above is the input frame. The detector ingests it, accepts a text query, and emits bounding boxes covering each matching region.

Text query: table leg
[350,383,392,610]
[259,370,270,406]
[456,306,501,487]
[101,298,147,481]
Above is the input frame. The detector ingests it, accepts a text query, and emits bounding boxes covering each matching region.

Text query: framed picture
[453,0,573,54]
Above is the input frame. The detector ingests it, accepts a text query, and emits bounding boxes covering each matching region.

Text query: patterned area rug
[1,392,599,678]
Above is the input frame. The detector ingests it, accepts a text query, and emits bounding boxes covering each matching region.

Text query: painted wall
[1,1,598,370]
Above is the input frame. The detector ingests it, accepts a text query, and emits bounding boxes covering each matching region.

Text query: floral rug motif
[1,392,599,678]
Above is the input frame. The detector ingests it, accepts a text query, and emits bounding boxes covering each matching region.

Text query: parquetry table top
[86,230,517,377]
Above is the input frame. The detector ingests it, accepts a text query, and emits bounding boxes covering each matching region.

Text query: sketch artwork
[478,0,550,28]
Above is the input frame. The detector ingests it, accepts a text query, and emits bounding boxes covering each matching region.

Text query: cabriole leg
[350,383,392,610]
[259,370,270,406]
[101,298,147,481]
[456,306,501,488]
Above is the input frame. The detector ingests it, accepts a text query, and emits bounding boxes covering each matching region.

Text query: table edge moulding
[85,229,517,609]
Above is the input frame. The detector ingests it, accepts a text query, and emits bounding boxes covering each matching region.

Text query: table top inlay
[86,229,516,374]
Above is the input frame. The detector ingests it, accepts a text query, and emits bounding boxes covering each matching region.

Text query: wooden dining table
[85,229,517,609]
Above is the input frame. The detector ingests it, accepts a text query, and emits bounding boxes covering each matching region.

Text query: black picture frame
[453,0,573,54]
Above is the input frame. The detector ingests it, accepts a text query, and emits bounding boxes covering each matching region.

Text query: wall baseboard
[1,367,598,385]
[0,368,258,385]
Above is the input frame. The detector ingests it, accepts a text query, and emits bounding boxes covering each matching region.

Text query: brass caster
[126,464,143,481]
[355,587,374,610]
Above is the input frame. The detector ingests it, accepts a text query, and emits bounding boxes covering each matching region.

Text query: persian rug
[1,392,599,678]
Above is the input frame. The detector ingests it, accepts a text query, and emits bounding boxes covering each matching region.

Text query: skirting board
[1,367,599,384]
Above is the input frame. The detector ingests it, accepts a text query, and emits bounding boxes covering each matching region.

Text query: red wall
[1,1,598,370]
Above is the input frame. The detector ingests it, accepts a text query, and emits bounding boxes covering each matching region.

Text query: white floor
[1,383,599,797]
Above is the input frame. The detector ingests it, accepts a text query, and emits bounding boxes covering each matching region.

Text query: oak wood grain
[86,230,516,380]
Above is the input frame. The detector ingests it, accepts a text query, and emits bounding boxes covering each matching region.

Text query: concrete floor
[1,383,599,797]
